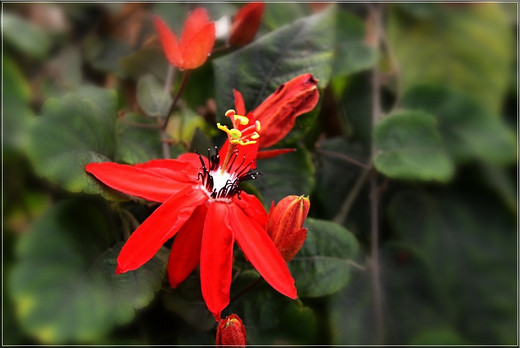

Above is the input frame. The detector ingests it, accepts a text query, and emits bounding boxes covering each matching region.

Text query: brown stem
[161,69,191,130]
[368,3,385,344]
[229,276,264,305]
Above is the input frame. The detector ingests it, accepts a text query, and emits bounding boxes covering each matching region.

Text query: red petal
[256,148,296,159]
[233,192,267,227]
[153,15,182,68]
[116,186,207,274]
[86,162,190,202]
[134,157,200,184]
[180,8,215,69]
[233,89,247,116]
[200,202,234,321]
[230,204,297,299]
[167,203,208,288]
[253,74,319,149]
[228,2,265,47]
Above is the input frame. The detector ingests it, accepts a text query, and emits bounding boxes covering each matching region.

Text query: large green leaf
[251,143,314,208]
[402,85,516,165]
[289,218,360,297]
[9,200,167,344]
[115,113,163,164]
[387,3,514,114]
[332,10,378,77]
[213,5,336,116]
[27,87,119,197]
[136,74,173,117]
[373,110,454,181]
[162,274,215,332]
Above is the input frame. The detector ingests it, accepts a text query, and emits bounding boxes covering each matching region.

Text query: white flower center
[210,169,236,192]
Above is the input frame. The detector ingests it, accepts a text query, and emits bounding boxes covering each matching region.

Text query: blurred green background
[3,2,517,345]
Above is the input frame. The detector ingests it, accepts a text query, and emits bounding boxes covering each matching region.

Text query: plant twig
[229,276,264,305]
[162,69,191,130]
[316,148,371,170]
[333,165,372,224]
[368,3,385,344]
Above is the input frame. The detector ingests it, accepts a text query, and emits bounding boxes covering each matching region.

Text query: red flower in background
[85,112,296,321]
[228,2,265,47]
[232,73,319,158]
[216,314,247,347]
[153,8,215,70]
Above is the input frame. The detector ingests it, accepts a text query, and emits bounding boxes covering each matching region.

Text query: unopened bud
[266,195,310,262]
[216,314,247,347]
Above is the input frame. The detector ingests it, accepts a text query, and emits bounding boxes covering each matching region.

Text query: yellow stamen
[234,115,249,126]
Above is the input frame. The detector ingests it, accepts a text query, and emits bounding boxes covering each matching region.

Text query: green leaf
[84,35,132,76]
[409,328,467,345]
[136,74,173,117]
[332,10,378,77]
[213,5,336,116]
[252,144,314,208]
[120,47,169,81]
[9,200,167,343]
[27,87,119,197]
[115,113,163,164]
[162,274,215,332]
[387,3,514,114]
[402,85,516,165]
[3,12,51,59]
[373,110,454,181]
[262,3,309,30]
[3,57,34,153]
[289,218,359,297]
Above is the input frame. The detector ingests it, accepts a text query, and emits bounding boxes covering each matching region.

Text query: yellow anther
[225,109,236,117]
[250,132,260,140]
[234,115,249,126]
[255,120,261,132]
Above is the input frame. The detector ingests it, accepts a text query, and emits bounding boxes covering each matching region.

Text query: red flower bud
[216,314,247,347]
[153,8,215,70]
[228,2,265,47]
[266,195,310,262]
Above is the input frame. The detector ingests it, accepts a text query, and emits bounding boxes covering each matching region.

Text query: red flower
[228,2,265,47]
[267,195,310,262]
[232,74,320,158]
[216,314,247,347]
[153,8,215,70]
[85,112,296,321]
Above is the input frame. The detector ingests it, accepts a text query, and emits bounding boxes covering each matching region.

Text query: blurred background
[3,2,518,345]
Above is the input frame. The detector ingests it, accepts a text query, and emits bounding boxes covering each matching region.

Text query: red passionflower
[153,8,215,70]
[85,112,296,320]
[228,2,265,47]
[232,73,320,159]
